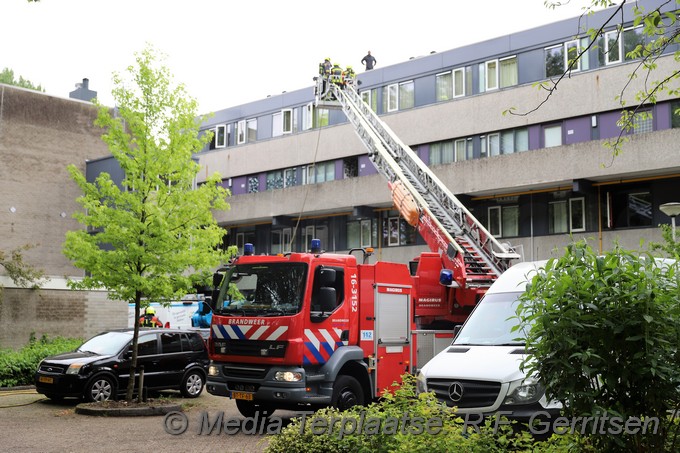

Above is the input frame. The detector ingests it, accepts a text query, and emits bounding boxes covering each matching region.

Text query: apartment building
[201,1,679,263]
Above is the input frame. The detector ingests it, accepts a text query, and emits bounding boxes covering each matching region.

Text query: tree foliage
[0,244,45,289]
[0,68,44,92]
[63,45,232,400]
[508,0,680,158]
[516,240,680,452]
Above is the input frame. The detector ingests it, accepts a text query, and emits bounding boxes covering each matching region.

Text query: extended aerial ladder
[314,76,520,313]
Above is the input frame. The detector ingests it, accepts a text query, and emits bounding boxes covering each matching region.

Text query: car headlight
[415,371,428,394]
[66,363,87,375]
[208,365,220,376]
[504,376,545,405]
[274,371,302,382]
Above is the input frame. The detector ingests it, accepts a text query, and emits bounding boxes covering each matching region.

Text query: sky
[1,0,607,115]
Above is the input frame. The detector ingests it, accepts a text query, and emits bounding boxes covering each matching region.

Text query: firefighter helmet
[146,307,156,315]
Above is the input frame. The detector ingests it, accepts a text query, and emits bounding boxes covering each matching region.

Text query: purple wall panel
[529,125,541,150]
[359,155,378,176]
[564,117,592,145]
[232,176,247,195]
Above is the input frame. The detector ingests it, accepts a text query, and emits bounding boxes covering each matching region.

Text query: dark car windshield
[214,263,307,316]
[453,292,529,346]
[76,331,134,355]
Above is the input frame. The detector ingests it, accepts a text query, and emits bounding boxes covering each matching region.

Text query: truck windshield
[453,292,529,346]
[214,263,307,316]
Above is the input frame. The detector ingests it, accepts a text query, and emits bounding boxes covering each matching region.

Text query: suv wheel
[85,375,115,402]
[180,370,205,398]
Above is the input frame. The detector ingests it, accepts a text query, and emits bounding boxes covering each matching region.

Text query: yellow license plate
[38,376,54,384]
[231,391,254,401]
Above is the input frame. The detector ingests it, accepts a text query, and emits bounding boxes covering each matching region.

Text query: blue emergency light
[439,269,460,288]
[244,243,254,256]
[310,238,321,254]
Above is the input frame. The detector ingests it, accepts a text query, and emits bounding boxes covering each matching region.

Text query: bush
[0,333,82,387]
[266,375,590,453]
[517,240,680,452]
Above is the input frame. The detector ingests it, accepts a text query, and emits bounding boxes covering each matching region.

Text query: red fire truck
[205,75,519,417]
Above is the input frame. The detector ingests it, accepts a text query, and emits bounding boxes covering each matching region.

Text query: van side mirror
[452,325,462,340]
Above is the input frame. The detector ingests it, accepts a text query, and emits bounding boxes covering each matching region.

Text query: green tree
[509,0,680,157]
[63,46,232,401]
[0,68,44,92]
[0,244,45,289]
[516,240,680,452]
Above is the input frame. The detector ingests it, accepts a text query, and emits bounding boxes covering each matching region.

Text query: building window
[672,101,680,128]
[247,176,259,193]
[348,219,373,249]
[284,168,297,187]
[545,44,564,78]
[548,201,568,234]
[487,132,500,157]
[454,139,467,162]
[500,128,529,154]
[565,40,581,72]
[315,107,329,128]
[266,170,284,190]
[246,118,257,143]
[386,83,398,112]
[215,125,227,148]
[304,161,335,184]
[623,26,645,61]
[399,81,415,110]
[237,120,246,144]
[485,59,498,91]
[604,28,622,64]
[435,71,453,102]
[303,102,314,130]
[488,205,518,238]
[360,88,378,113]
[271,228,292,255]
[570,197,585,232]
[628,192,652,226]
[499,56,518,88]
[383,214,416,246]
[430,140,454,165]
[282,109,293,134]
[632,109,653,134]
[543,124,562,148]
[343,157,358,178]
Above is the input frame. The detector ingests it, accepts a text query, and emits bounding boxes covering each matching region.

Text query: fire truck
[205,73,520,417]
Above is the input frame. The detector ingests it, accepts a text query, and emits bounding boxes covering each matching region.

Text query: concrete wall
[0,84,111,279]
[0,279,127,350]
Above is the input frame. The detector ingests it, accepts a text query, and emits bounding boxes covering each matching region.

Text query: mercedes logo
[448,381,464,402]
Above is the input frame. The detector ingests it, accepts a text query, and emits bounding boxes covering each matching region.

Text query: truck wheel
[235,399,275,418]
[332,375,364,411]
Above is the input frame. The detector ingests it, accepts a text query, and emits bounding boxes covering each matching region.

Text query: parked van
[415,260,561,422]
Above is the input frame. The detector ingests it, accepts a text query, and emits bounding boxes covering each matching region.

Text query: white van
[415,260,561,422]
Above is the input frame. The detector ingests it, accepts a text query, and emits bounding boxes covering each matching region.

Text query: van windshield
[453,292,528,346]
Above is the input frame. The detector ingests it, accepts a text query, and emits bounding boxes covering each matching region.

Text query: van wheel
[235,399,275,418]
[85,375,115,402]
[180,370,205,398]
[332,375,364,411]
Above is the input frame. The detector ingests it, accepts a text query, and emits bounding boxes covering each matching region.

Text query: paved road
[0,388,299,453]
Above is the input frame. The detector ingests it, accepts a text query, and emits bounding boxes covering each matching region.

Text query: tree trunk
[126,292,142,401]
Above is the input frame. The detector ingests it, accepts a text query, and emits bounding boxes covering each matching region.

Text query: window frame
[499,55,518,88]
[485,59,499,91]
[569,197,586,232]
[237,120,246,145]
[215,124,227,148]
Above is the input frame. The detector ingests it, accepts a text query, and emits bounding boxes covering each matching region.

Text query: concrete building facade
[194,0,679,262]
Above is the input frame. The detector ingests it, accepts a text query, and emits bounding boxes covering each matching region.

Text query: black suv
[35,328,210,402]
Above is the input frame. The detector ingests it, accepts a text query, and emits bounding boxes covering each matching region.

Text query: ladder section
[317,81,519,286]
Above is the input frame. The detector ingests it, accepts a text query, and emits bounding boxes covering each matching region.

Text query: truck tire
[332,375,364,411]
[235,399,275,418]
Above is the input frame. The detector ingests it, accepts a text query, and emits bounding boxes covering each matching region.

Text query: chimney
[69,77,97,102]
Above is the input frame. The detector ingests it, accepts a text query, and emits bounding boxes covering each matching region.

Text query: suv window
[161,332,182,353]
[137,334,158,356]
[187,333,206,352]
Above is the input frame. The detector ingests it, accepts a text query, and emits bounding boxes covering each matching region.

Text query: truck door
[374,284,412,395]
